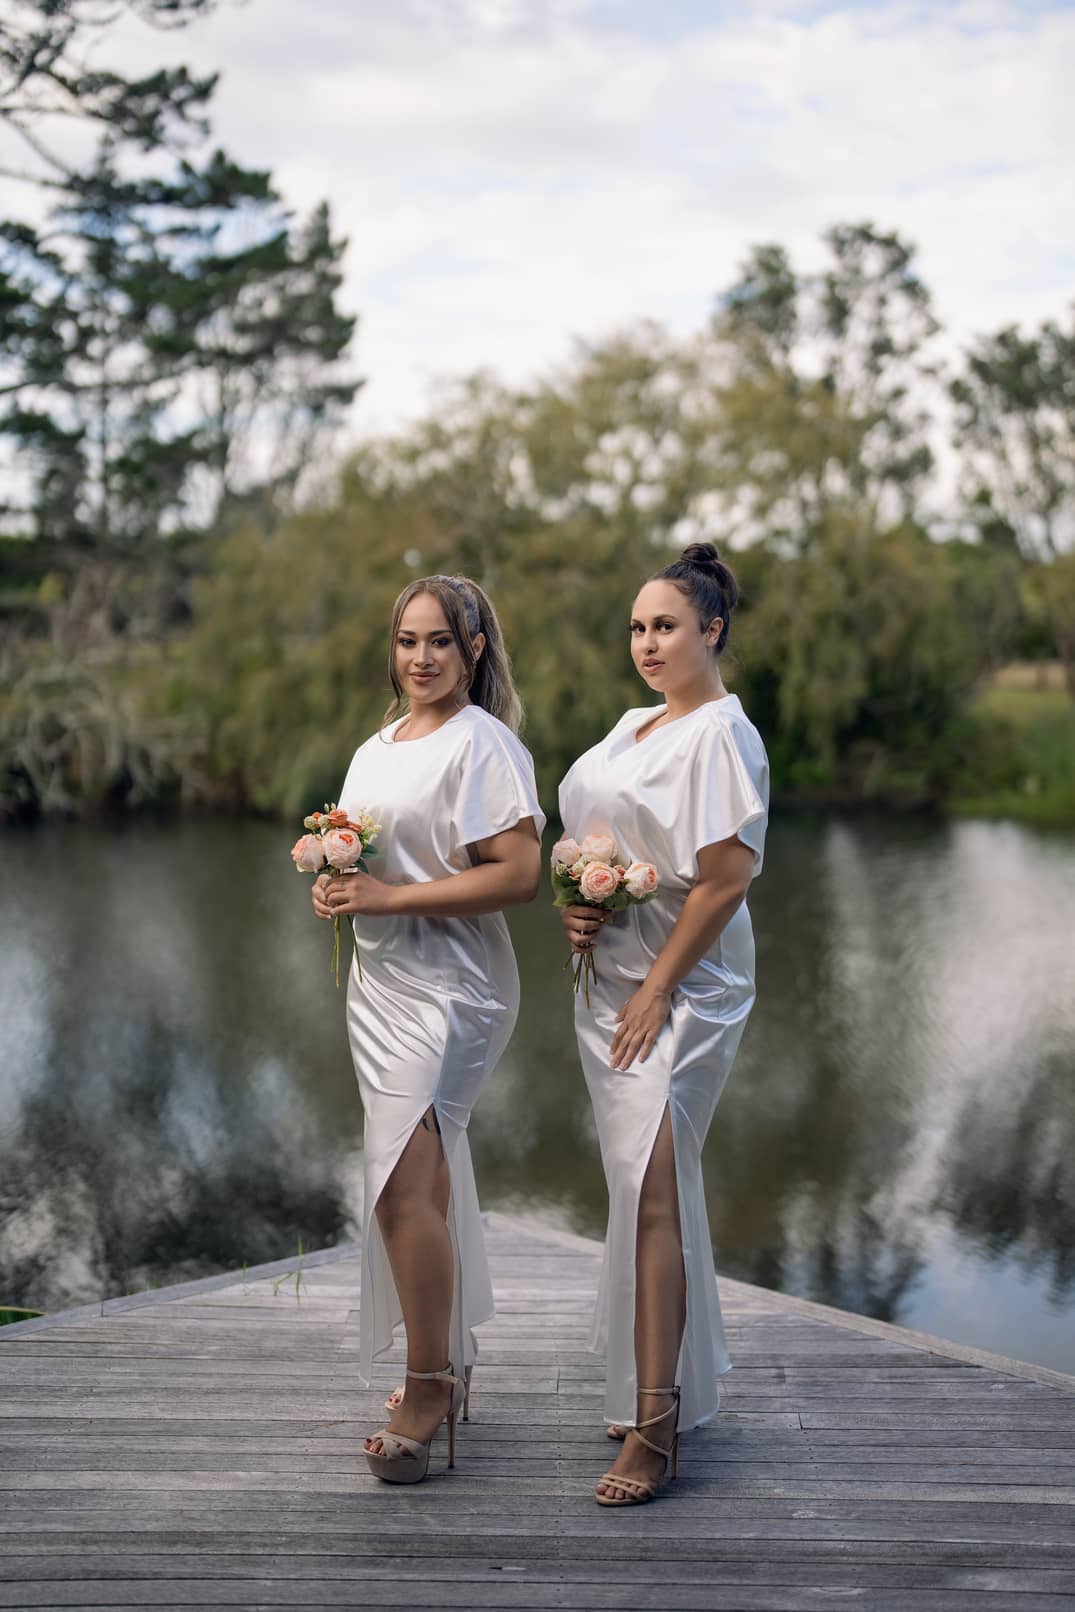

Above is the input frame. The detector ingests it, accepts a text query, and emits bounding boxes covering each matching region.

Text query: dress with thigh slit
[337,704,545,1387]
[557,695,768,1431]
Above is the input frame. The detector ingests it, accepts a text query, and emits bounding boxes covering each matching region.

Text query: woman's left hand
[320,872,398,918]
[608,982,672,1071]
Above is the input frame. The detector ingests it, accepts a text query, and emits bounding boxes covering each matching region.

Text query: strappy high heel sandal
[364,1365,465,1485]
[594,1386,680,1507]
[385,1360,474,1421]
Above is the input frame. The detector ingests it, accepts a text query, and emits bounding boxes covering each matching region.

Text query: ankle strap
[406,1366,461,1385]
[635,1386,680,1437]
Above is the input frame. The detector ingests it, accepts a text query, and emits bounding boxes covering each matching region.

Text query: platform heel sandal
[364,1365,465,1485]
[595,1386,680,1507]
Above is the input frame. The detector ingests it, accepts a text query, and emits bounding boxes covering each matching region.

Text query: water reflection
[0,814,1072,1371]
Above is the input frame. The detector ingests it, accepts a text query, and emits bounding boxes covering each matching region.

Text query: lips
[642,660,664,671]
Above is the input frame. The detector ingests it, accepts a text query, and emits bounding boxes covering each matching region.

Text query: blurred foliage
[952,314,1075,694]
[165,268,1039,818]
[0,86,1070,831]
[944,684,1075,827]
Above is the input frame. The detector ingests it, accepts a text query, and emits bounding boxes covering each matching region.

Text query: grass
[948,676,1075,826]
[272,1237,308,1302]
[0,1307,42,1325]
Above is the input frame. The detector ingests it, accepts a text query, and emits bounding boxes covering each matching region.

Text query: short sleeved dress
[337,704,546,1388]
[557,695,769,1431]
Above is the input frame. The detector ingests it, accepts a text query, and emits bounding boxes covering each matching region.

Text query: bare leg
[365,1107,457,1454]
[597,1107,685,1500]
[383,1139,453,1415]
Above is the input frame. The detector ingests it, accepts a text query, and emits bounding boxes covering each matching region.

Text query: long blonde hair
[383,574,523,734]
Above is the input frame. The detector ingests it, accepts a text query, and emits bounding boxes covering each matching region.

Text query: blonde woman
[558,542,769,1506]
[314,575,544,1484]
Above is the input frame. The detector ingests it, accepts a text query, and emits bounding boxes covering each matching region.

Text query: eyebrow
[629,614,679,625]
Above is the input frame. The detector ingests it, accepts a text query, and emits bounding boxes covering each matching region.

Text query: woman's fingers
[609,1015,656,1068]
[311,877,337,919]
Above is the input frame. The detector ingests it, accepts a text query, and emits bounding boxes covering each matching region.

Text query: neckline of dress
[390,704,474,745]
[631,693,739,746]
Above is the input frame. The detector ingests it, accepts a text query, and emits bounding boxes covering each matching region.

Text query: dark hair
[653,541,738,655]
[384,574,523,733]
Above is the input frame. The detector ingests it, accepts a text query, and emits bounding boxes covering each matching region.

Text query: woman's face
[629,579,719,696]
[394,590,482,708]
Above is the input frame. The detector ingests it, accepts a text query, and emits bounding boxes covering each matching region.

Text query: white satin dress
[558,695,769,1431]
[337,704,545,1388]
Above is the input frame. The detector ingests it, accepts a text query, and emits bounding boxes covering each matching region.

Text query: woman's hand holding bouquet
[292,805,382,985]
[551,834,659,1007]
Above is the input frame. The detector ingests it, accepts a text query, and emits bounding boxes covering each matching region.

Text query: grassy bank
[948,675,1075,826]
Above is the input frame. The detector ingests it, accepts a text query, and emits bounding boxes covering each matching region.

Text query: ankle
[401,1373,452,1407]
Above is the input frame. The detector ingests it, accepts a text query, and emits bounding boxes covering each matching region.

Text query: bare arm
[606,836,755,1071]
[643,838,755,995]
[314,818,542,922]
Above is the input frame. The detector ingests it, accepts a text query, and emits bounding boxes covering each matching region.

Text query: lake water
[1,814,1073,1372]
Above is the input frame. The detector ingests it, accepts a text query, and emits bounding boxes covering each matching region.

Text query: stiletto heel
[364,1365,465,1485]
[595,1386,680,1507]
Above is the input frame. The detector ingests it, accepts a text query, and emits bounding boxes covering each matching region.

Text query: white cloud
[4,0,1072,434]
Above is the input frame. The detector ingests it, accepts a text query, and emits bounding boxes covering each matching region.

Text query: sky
[41,0,1075,433]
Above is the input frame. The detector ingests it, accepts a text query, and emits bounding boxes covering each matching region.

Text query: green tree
[734,518,994,799]
[714,223,940,541]
[1,151,356,560]
[179,488,443,817]
[951,314,1075,696]
[0,0,218,173]
[0,0,359,820]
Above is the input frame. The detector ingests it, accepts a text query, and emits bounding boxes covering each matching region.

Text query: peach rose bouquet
[550,833,659,1006]
[291,803,382,986]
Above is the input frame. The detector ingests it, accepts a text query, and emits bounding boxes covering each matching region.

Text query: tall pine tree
[0,0,360,818]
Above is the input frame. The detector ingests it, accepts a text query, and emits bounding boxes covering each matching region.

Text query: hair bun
[680,541,722,571]
[676,539,738,616]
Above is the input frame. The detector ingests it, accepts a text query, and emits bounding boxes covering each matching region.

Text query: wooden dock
[2,1212,1074,1610]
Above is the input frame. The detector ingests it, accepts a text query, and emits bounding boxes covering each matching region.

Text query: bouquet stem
[330,915,361,987]
[567,947,598,1008]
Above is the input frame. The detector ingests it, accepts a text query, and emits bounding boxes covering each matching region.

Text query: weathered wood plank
[2,1214,1074,1610]
[3,1554,1074,1593]
[3,1584,1075,1610]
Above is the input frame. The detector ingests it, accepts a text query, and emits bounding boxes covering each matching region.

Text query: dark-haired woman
[314,576,544,1484]
[558,543,769,1506]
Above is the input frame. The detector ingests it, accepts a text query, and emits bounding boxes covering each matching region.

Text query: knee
[636,1191,680,1243]
[376,1179,425,1238]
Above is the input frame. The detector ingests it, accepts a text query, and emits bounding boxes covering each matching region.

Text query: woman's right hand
[311,875,334,921]
[561,904,609,954]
